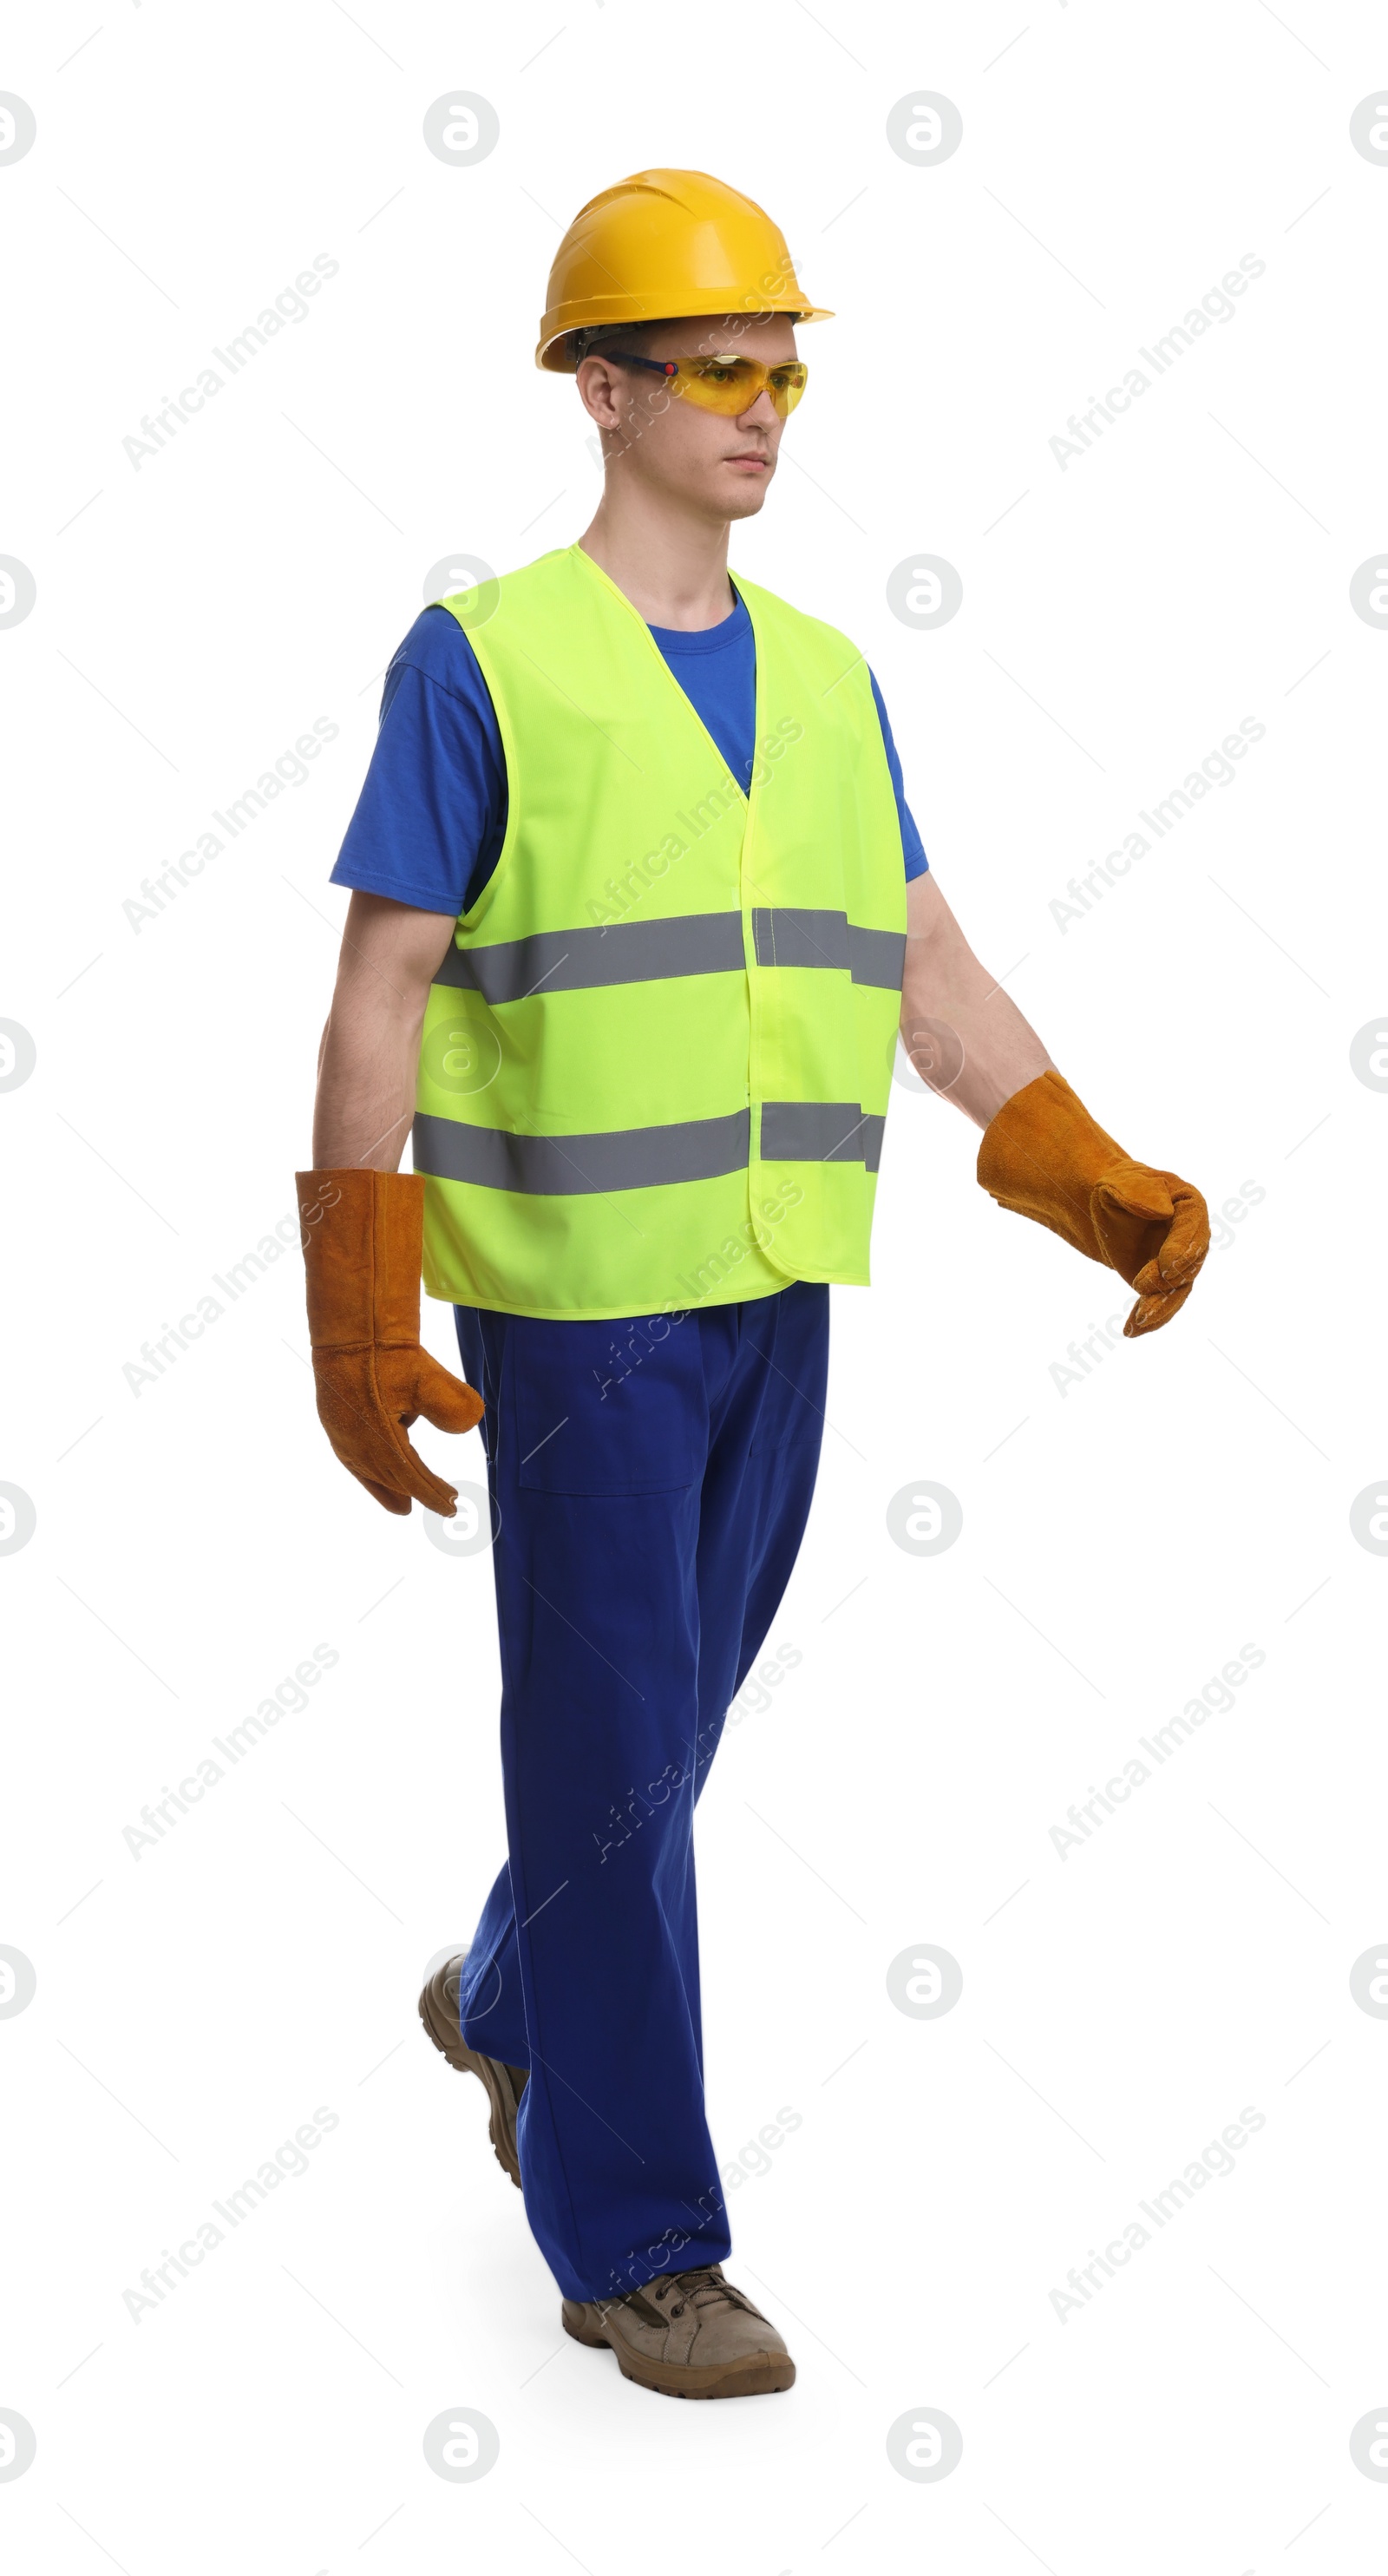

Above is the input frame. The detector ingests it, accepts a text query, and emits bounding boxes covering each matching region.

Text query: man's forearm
[311,891,455,1170]
[900,871,1051,1130]
[312,1000,423,1170]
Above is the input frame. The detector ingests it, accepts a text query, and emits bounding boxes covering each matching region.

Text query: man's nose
[737,388,780,429]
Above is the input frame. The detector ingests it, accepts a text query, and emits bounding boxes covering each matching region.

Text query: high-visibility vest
[413,543,906,1320]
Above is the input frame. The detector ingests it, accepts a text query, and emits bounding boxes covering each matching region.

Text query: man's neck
[577,495,736,632]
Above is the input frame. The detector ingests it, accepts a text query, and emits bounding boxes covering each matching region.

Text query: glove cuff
[976,1072,1128,1265]
[295,1169,425,1349]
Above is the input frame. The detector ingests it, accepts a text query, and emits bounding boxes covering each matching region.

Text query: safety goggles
[603,350,809,418]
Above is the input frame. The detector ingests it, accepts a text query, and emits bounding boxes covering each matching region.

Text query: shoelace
[651,2264,756,2323]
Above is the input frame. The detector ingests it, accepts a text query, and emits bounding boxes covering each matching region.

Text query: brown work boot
[562,2263,795,2399]
[417,1952,527,2189]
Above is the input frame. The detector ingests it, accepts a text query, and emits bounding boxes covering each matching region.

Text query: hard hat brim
[536,298,835,373]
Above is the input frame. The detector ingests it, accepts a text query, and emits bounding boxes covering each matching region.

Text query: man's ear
[576,355,623,429]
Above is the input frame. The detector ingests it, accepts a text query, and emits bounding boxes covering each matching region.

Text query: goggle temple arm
[582,350,680,377]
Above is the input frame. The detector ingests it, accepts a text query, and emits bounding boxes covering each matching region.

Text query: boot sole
[560,2303,795,2399]
[417,1968,523,2189]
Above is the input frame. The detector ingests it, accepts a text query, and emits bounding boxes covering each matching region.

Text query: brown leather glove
[976,1072,1209,1337]
[296,1170,484,1514]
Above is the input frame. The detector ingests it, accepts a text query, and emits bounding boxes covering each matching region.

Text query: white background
[3,1,1387,2568]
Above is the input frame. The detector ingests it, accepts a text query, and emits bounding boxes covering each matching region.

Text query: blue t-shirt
[331,590,927,917]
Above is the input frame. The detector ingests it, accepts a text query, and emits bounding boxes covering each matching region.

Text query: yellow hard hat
[536,167,833,372]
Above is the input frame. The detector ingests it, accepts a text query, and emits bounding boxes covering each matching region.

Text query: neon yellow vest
[414,544,905,1320]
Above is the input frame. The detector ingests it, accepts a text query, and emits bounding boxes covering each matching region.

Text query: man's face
[578,313,802,523]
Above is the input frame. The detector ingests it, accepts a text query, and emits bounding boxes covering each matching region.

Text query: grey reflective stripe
[438,908,904,1002]
[751,907,848,972]
[437,913,745,1004]
[761,1101,885,1170]
[752,908,906,989]
[414,1108,750,1196]
[848,925,907,991]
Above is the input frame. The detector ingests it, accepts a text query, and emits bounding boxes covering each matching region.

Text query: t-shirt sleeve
[329,606,507,918]
[868,669,928,881]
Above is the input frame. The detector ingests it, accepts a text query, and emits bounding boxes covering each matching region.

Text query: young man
[298,169,1208,2402]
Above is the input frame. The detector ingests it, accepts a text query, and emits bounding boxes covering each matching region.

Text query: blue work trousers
[451,1283,828,2303]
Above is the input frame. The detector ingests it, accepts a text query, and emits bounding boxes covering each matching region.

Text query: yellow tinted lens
[768,363,808,416]
[680,358,758,412]
[678,357,809,416]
